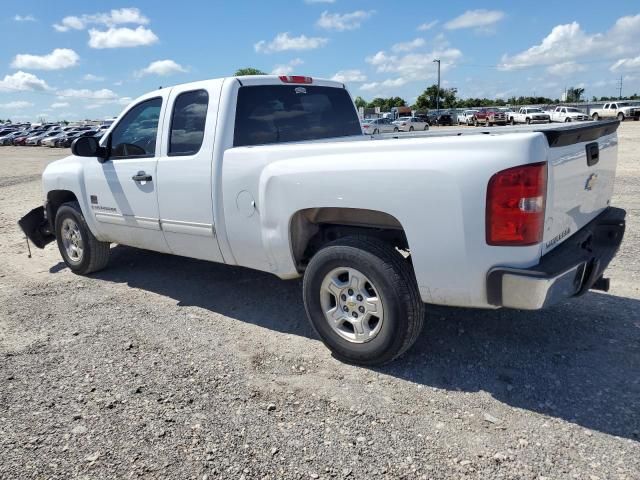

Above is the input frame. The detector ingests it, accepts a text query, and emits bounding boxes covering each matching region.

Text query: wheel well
[290,208,409,271]
[46,190,78,228]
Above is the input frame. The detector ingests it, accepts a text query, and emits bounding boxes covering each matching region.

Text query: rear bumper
[486,207,626,310]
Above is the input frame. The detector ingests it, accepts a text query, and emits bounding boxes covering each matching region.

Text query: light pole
[433,59,441,113]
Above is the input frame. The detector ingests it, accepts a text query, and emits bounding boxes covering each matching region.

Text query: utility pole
[617,76,623,99]
[433,59,441,113]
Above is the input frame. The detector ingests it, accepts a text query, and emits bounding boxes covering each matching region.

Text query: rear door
[155,80,224,262]
[542,122,619,254]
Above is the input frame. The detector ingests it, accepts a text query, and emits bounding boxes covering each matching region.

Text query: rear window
[233,85,361,147]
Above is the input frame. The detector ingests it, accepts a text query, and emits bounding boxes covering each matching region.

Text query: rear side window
[234,85,361,147]
[169,89,209,156]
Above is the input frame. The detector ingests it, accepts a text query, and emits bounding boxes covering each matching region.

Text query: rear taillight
[279,75,312,84]
[486,162,547,246]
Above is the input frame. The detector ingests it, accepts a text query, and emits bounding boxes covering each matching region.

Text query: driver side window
[110,97,162,159]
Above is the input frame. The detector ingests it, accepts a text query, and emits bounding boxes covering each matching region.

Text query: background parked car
[361,117,398,134]
[510,107,551,124]
[549,106,590,122]
[0,130,27,145]
[392,116,429,132]
[457,109,479,125]
[472,108,507,126]
[590,102,640,121]
[56,130,99,148]
[425,111,454,126]
[26,130,60,146]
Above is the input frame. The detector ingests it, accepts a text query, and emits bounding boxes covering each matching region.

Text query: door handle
[132,171,152,182]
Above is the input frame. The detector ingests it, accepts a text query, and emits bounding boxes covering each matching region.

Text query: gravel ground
[0,124,639,480]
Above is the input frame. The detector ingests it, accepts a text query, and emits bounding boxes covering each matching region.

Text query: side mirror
[71,136,106,161]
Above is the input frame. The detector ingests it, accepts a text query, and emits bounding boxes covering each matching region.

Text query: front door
[83,95,170,253]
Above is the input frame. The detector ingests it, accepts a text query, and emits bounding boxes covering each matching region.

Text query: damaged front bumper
[18,204,55,249]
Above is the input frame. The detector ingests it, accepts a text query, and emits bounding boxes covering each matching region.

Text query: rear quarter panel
[221,132,549,308]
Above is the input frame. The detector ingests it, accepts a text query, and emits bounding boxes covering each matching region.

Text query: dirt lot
[1,125,639,480]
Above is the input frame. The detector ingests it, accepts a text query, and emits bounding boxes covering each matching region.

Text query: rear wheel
[510,118,515,126]
[423,125,428,130]
[303,237,425,366]
[55,201,110,275]
[409,126,414,132]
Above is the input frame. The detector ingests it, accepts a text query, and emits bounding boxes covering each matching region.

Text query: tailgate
[541,121,619,255]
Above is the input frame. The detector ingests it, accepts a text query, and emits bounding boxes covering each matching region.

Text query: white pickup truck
[590,102,640,122]
[509,107,551,125]
[20,75,626,365]
[549,106,590,123]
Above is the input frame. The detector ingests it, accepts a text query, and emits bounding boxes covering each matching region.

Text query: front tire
[617,112,625,121]
[303,237,425,366]
[55,201,110,275]
[592,113,599,121]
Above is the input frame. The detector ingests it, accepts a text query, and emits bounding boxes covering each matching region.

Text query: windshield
[234,85,361,147]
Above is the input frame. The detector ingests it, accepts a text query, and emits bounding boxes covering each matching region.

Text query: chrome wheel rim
[61,218,83,263]
[320,267,384,344]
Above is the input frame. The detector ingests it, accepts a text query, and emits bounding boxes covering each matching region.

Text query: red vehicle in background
[472,108,507,127]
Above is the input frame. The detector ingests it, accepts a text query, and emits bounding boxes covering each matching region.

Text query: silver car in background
[393,116,429,132]
[361,117,398,134]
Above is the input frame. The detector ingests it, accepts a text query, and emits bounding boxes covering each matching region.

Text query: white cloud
[136,59,188,77]
[610,55,640,71]
[360,78,407,91]
[83,74,104,81]
[255,32,328,53]
[118,97,133,105]
[11,48,79,71]
[500,15,640,70]
[444,9,505,30]
[0,101,34,109]
[316,10,375,31]
[51,102,70,109]
[14,15,36,22]
[53,8,148,32]
[417,20,438,31]
[88,26,158,48]
[270,58,304,76]
[56,88,118,100]
[331,69,367,82]
[546,61,587,76]
[366,45,462,82]
[392,38,425,53]
[0,71,51,92]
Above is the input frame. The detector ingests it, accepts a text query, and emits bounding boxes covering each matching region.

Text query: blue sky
[1,1,639,121]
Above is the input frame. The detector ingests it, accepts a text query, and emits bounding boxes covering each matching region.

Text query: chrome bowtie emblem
[585,173,598,191]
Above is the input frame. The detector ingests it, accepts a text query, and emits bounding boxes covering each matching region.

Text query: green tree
[234,67,266,76]
[354,96,367,109]
[566,87,585,102]
[366,97,406,111]
[414,85,457,110]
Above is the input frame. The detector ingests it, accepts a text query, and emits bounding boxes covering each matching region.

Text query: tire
[423,125,428,130]
[525,118,531,125]
[55,201,110,275]
[592,113,599,121]
[486,119,491,127]
[393,127,398,132]
[510,118,515,126]
[409,126,414,132]
[302,236,425,366]
[617,112,624,121]
[373,129,379,135]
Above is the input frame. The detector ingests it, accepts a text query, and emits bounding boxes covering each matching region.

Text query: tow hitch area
[18,206,55,249]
